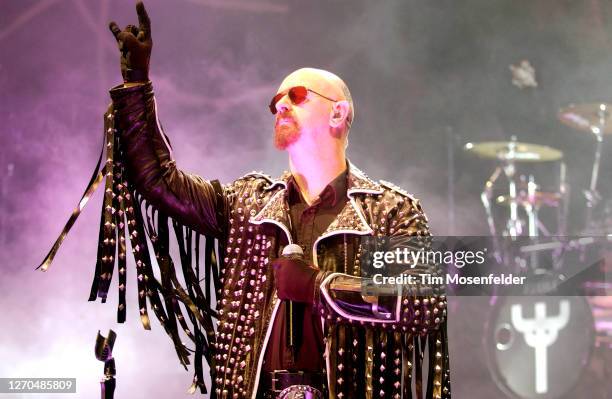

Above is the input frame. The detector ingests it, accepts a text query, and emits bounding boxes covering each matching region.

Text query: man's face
[272,70,340,150]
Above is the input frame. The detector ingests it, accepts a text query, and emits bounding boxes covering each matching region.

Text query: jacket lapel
[248,171,293,243]
[319,161,383,236]
[313,162,384,265]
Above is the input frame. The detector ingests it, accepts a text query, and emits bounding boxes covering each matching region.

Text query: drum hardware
[466,137,567,269]
[468,99,612,397]
[584,282,612,358]
[518,236,612,254]
[494,182,564,234]
[464,139,564,162]
[558,103,611,229]
[557,103,612,135]
[485,295,594,399]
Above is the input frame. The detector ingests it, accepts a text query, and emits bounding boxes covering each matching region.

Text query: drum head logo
[487,296,593,399]
[511,300,569,394]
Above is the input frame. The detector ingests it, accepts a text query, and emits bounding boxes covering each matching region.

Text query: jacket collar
[259,160,383,195]
[249,161,383,244]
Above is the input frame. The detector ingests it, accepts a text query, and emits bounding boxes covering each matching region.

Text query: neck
[288,149,347,205]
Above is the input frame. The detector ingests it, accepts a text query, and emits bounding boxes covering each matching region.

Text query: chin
[274,125,301,150]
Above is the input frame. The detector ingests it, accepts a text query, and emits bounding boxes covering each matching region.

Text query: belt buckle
[278,385,323,399]
[271,369,289,392]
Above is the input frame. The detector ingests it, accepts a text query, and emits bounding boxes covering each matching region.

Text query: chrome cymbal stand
[584,105,607,228]
[481,166,502,237]
[502,137,522,239]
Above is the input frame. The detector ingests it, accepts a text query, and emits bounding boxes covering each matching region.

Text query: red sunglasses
[269,86,338,114]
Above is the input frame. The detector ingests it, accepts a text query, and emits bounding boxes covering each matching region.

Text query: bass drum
[484,296,594,399]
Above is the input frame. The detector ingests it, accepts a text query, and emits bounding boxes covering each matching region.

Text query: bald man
[99,2,450,398]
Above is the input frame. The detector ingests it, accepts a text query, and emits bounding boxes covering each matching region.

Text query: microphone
[281,243,304,259]
[281,244,304,359]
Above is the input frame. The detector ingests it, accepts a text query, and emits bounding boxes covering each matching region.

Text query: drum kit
[465,101,611,251]
[464,103,612,399]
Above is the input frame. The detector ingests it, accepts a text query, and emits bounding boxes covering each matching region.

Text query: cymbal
[558,103,612,134]
[464,141,563,162]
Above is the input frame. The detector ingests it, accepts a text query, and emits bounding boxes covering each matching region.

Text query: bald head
[278,68,354,129]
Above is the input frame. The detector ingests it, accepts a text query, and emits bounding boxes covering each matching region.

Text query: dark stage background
[1,0,612,398]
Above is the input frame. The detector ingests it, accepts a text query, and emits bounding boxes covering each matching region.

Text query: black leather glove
[272,257,320,304]
[109,1,152,83]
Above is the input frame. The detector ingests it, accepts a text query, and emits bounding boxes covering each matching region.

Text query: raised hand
[109,1,152,83]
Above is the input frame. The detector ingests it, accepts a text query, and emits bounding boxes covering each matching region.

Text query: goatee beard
[274,119,301,150]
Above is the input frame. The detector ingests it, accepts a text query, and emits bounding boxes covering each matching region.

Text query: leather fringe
[38,105,220,395]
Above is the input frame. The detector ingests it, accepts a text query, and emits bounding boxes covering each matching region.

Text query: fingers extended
[108,21,121,39]
[136,1,151,39]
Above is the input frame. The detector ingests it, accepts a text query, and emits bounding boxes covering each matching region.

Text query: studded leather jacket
[108,82,451,399]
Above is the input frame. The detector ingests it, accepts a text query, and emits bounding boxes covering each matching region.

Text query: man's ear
[329,100,350,128]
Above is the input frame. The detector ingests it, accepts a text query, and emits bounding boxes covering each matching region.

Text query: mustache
[275,111,296,124]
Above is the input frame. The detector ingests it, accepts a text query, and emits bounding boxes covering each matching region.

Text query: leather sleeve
[109,82,228,239]
[319,196,447,332]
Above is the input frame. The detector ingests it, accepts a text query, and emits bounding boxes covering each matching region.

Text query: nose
[275,94,291,114]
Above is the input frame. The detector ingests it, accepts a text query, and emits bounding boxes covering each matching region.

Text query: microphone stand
[282,243,304,363]
[95,330,117,399]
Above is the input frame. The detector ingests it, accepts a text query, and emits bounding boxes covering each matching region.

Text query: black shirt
[262,168,348,372]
